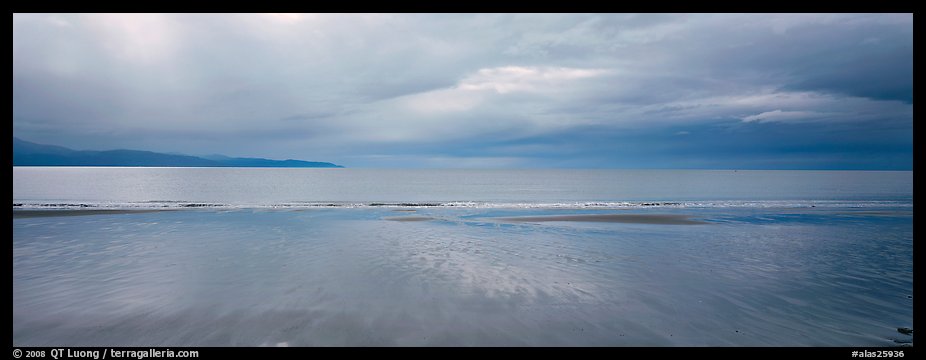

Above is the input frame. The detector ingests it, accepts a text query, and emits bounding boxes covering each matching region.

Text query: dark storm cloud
[12,14,912,169]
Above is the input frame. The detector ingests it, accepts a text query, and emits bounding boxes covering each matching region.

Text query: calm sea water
[11,167,914,207]
[13,168,914,346]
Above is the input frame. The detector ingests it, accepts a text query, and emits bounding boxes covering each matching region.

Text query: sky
[12,13,913,169]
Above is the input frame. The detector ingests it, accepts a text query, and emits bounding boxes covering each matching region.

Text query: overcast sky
[13,13,912,169]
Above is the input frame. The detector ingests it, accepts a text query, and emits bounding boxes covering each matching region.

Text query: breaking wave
[12,199,913,211]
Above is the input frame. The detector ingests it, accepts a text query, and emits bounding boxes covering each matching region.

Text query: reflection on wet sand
[494,213,707,225]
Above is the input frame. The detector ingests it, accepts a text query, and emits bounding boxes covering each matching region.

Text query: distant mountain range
[12,137,343,168]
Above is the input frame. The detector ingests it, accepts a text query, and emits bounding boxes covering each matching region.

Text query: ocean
[12,168,913,346]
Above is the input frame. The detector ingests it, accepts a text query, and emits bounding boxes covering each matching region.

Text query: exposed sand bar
[383,216,434,222]
[495,213,708,225]
[13,209,166,219]
[825,210,913,217]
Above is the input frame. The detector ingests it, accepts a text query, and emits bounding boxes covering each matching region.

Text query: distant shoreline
[13,137,343,168]
[12,165,345,169]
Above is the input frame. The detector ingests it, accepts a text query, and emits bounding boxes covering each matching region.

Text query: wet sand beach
[494,213,707,225]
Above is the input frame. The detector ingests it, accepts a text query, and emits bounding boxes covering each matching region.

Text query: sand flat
[13,207,912,346]
[495,213,707,225]
[383,216,433,222]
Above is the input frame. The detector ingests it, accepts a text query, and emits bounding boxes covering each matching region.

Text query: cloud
[741,110,828,123]
[457,66,607,94]
[396,66,607,114]
[12,13,912,169]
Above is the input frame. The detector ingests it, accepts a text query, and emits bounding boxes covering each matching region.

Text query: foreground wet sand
[13,208,912,346]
